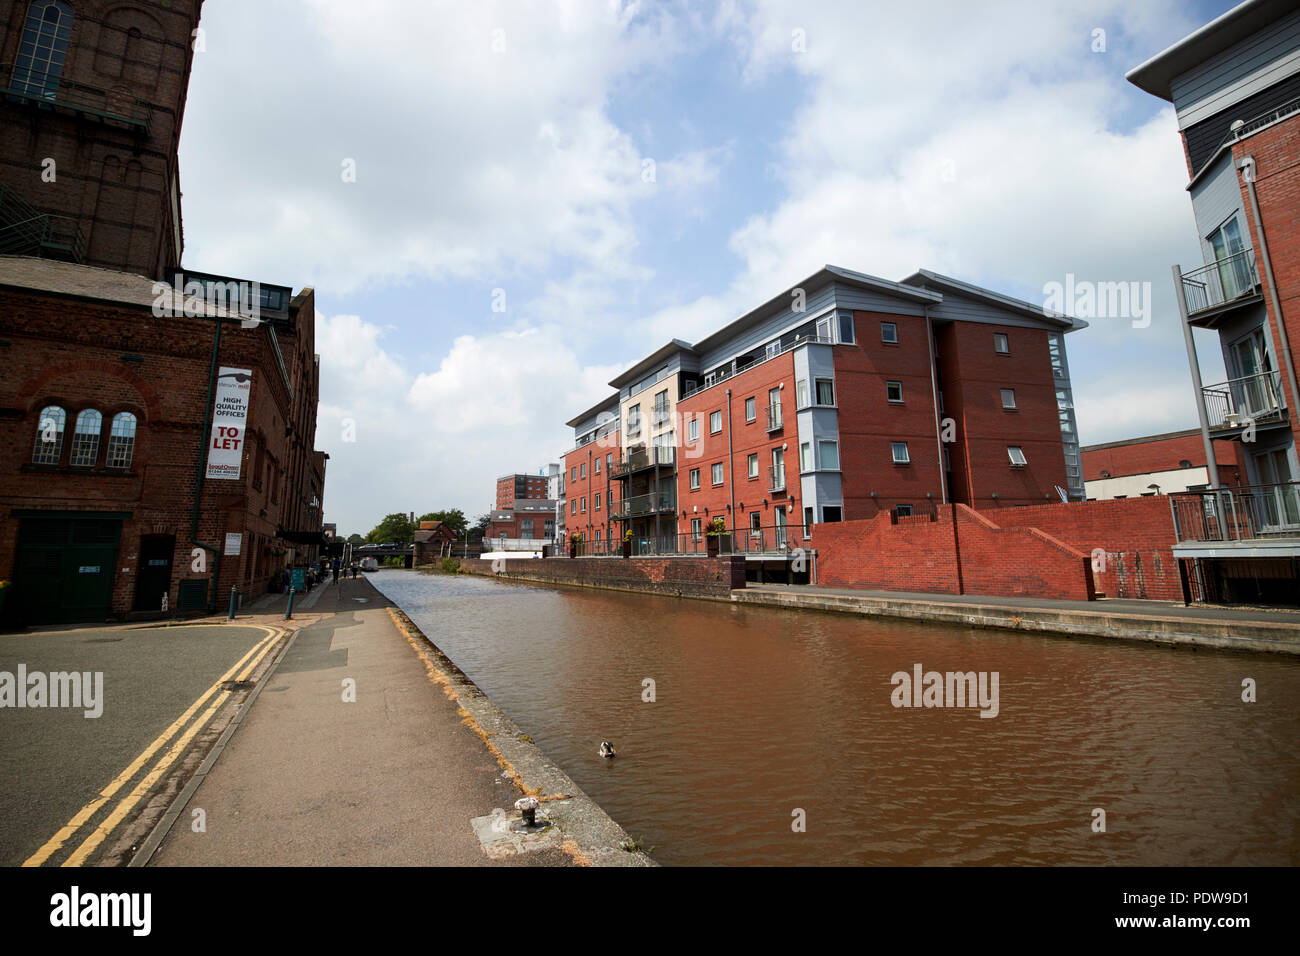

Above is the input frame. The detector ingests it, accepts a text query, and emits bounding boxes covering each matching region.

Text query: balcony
[609,491,676,519]
[611,445,675,479]
[4,65,152,134]
[1170,482,1300,544]
[1202,370,1287,433]
[1179,250,1262,327]
[681,333,835,400]
[0,185,85,263]
[768,464,786,492]
[765,402,784,432]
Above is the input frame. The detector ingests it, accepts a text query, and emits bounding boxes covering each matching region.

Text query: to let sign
[206,367,252,480]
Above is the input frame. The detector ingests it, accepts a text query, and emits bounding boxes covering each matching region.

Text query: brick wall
[987,497,1181,601]
[563,433,621,544]
[457,554,746,597]
[811,503,1094,601]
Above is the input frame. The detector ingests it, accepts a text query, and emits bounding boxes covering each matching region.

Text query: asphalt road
[0,623,269,866]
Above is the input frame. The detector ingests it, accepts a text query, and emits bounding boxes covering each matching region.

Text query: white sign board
[206,367,252,480]
[224,533,242,556]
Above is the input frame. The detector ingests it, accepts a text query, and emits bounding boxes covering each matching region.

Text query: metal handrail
[1179,249,1260,315]
[682,333,835,400]
[1202,369,1286,429]
[4,63,152,132]
[1169,481,1300,542]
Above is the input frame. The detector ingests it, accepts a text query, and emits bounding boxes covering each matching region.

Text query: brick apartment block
[561,265,1086,553]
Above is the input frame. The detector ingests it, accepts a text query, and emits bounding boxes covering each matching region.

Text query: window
[803,506,814,537]
[796,379,809,409]
[881,322,898,344]
[748,453,758,478]
[521,519,534,538]
[32,404,66,464]
[1208,216,1252,298]
[544,519,554,538]
[771,448,785,489]
[581,497,587,513]
[594,457,601,474]
[13,1,74,101]
[819,440,840,470]
[745,397,756,422]
[580,462,586,478]
[800,442,812,471]
[710,410,722,434]
[823,506,842,523]
[627,404,641,437]
[886,381,903,403]
[689,468,700,490]
[688,417,699,442]
[106,412,137,469]
[750,511,762,533]
[994,333,1009,354]
[816,316,832,342]
[1000,388,1016,409]
[595,493,601,510]
[838,312,855,344]
[691,517,702,540]
[768,387,782,429]
[571,500,577,515]
[1179,459,1192,469]
[712,462,724,485]
[607,453,612,470]
[1008,446,1027,467]
[892,441,910,464]
[70,409,102,467]
[816,379,834,405]
[653,389,669,426]
[571,465,577,481]
[896,505,914,518]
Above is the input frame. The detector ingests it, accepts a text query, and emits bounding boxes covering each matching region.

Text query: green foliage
[367,513,414,546]
[345,533,364,546]
[471,513,491,541]
[705,517,727,536]
[440,556,461,574]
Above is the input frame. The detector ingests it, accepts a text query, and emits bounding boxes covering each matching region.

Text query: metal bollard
[228,586,238,620]
[285,586,295,620]
[515,796,539,828]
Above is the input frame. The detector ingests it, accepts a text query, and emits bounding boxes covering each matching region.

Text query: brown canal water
[370,569,1300,866]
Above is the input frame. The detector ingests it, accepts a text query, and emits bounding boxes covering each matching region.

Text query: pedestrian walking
[332,556,341,584]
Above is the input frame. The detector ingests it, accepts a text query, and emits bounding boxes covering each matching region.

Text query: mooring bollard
[515,796,539,828]
[228,586,238,620]
[285,586,295,620]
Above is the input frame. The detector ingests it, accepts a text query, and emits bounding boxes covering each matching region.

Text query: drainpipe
[191,315,224,612]
[1239,154,1300,450]
[725,387,735,530]
[1171,265,1223,491]
[925,306,949,506]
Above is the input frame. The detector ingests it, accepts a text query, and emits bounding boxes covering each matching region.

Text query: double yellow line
[23,625,284,868]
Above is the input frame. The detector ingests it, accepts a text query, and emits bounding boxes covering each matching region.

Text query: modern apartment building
[563,265,1085,556]
[494,471,550,511]
[1128,0,1300,600]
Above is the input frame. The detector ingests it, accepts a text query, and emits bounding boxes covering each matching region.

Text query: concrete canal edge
[731,588,1300,656]
[384,606,656,867]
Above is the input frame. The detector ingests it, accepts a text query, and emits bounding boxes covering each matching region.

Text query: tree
[346,533,364,546]
[367,513,414,546]
[417,509,467,536]
[471,513,491,542]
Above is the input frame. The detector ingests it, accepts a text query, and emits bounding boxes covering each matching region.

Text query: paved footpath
[151,576,576,866]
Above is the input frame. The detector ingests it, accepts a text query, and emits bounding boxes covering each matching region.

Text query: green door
[14,517,122,624]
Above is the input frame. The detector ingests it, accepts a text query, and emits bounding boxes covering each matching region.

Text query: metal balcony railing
[765,402,784,432]
[1170,482,1300,543]
[611,445,675,478]
[611,491,676,518]
[1180,249,1261,317]
[5,64,152,133]
[0,184,86,262]
[769,464,786,492]
[1202,370,1286,430]
[682,333,835,400]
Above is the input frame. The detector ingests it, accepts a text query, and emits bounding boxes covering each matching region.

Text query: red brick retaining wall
[455,554,746,597]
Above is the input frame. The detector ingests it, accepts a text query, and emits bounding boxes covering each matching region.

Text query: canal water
[370,569,1300,866]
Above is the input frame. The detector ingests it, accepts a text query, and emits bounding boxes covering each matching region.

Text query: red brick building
[494,472,549,511]
[562,397,621,550]
[0,258,326,623]
[1082,428,1246,499]
[566,265,1085,561]
[0,0,202,276]
[0,0,328,624]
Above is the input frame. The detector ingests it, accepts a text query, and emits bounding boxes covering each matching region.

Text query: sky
[176,0,1242,536]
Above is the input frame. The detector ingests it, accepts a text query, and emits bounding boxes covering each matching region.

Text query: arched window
[13,1,74,100]
[32,405,66,464]
[69,408,102,467]
[106,412,137,469]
